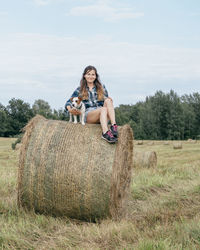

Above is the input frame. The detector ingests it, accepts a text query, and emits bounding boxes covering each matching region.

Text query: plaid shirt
[65,84,109,111]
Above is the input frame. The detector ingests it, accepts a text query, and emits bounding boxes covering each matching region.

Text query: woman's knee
[104,98,113,107]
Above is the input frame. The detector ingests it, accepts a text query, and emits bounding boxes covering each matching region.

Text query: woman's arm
[67,105,81,115]
[103,84,109,99]
[65,87,81,115]
[103,84,113,101]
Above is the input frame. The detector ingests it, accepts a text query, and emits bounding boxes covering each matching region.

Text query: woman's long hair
[80,66,104,101]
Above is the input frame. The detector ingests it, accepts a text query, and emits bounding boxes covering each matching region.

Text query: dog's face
[70,97,83,109]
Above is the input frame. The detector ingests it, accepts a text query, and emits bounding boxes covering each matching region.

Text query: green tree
[115,104,133,125]
[32,99,52,118]
[51,108,68,121]
[115,90,190,140]
[166,90,184,140]
[6,98,34,136]
[182,93,200,138]
[0,104,10,137]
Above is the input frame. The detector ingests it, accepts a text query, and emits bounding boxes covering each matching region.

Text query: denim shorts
[84,107,100,123]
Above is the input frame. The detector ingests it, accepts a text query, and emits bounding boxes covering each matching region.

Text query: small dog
[69,97,86,125]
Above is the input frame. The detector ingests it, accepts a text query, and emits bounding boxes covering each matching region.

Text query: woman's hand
[67,106,81,115]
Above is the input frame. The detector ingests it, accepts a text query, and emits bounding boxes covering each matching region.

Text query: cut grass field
[0,138,200,249]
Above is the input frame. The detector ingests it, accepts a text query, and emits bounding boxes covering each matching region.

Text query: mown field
[0,137,200,249]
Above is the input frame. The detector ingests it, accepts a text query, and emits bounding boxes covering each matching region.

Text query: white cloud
[33,0,50,6]
[67,3,144,22]
[33,0,64,6]
[0,33,200,109]
[2,33,199,78]
[32,0,144,21]
[0,11,8,16]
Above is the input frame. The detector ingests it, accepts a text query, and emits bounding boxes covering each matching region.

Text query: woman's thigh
[86,108,102,124]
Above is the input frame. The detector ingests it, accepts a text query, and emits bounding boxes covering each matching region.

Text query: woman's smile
[84,70,96,84]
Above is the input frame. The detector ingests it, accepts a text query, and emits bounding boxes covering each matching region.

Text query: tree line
[0,99,67,137]
[0,90,200,140]
[115,90,200,140]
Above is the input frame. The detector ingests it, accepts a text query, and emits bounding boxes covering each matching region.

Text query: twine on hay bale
[133,151,157,168]
[17,115,133,221]
[173,142,182,149]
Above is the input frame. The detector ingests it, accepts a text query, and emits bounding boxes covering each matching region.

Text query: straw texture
[133,151,157,168]
[18,115,133,221]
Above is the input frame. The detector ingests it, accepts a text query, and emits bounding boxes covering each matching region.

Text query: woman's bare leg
[100,107,109,134]
[104,98,116,125]
[86,107,109,134]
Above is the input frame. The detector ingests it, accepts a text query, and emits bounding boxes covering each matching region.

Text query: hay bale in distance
[173,142,182,149]
[147,141,154,146]
[133,151,157,168]
[15,143,22,151]
[137,141,143,145]
[187,139,197,144]
[18,115,133,221]
[163,141,169,145]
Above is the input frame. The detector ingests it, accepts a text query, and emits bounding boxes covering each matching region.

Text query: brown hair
[80,66,104,101]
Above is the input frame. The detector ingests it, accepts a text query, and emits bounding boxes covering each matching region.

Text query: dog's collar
[74,103,82,110]
[71,103,82,110]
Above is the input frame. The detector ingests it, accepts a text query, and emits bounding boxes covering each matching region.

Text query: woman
[65,65,118,143]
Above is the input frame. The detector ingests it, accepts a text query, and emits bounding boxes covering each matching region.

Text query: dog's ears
[77,96,82,104]
[70,97,74,102]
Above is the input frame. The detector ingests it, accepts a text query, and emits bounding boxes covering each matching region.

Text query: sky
[0,0,200,110]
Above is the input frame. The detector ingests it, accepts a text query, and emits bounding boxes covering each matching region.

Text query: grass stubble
[0,138,200,249]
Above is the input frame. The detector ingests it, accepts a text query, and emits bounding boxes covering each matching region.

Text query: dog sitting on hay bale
[17,115,133,221]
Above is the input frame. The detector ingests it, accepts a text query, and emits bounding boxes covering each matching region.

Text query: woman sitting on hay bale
[65,65,118,143]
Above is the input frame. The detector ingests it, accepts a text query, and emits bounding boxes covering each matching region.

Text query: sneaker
[110,124,118,138]
[102,130,117,143]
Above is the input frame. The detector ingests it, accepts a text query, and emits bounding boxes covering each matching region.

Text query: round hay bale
[18,115,133,221]
[133,151,157,168]
[147,141,154,146]
[163,141,169,145]
[137,141,143,145]
[173,142,182,149]
[15,143,22,151]
[187,139,197,144]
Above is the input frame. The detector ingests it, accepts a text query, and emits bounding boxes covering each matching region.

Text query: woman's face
[84,69,96,84]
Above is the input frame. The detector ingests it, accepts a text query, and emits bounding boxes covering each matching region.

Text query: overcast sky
[1,0,200,109]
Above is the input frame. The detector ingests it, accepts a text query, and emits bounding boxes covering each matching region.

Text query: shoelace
[112,125,118,131]
[107,130,114,138]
